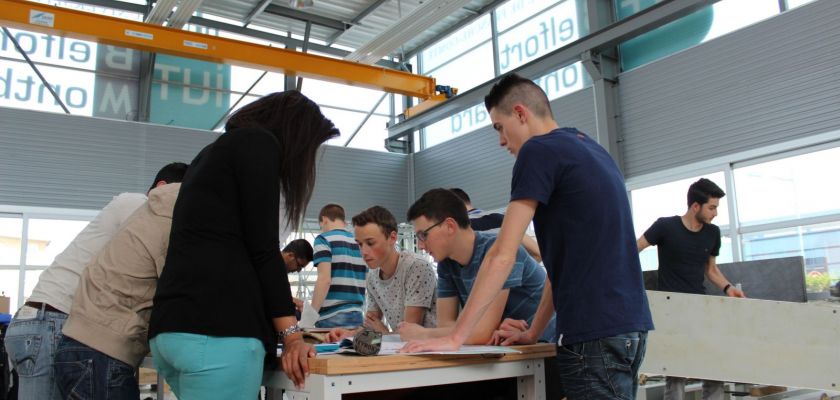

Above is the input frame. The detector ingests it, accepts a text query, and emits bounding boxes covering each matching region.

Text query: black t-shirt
[644,216,721,294]
[467,209,505,232]
[511,128,653,345]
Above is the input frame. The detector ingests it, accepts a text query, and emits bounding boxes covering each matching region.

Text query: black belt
[24,301,64,314]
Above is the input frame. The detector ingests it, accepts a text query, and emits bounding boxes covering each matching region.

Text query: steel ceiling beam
[0,0,436,98]
[52,0,401,68]
[325,0,388,45]
[404,0,508,59]
[243,0,273,26]
[188,16,398,68]
[263,4,349,31]
[346,0,474,65]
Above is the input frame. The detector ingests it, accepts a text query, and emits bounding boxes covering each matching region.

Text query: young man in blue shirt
[402,74,654,399]
[398,188,555,344]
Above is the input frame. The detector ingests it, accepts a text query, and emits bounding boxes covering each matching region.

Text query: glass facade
[0,212,95,310]
[631,143,840,291]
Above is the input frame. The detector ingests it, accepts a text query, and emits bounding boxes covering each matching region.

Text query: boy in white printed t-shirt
[326,206,436,342]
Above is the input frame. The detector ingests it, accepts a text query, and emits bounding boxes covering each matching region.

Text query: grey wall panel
[0,107,217,210]
[414,88,595,211]
[307,146,408,222]
[620,0,840,178]
[0,107,409,222]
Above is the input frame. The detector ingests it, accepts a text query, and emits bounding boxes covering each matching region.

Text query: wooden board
[305,343,557,376]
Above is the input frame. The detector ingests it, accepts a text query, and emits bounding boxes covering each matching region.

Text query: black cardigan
[149,127,295,360]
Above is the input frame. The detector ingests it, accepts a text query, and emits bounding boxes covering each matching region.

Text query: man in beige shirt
[53,182,181,400]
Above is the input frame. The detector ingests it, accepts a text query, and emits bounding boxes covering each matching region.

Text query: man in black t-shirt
[637,178,745,400]
[448,188,542,262]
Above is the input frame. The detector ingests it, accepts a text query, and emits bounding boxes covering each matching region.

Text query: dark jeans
[53,336,139,400]
[555,331,648,400]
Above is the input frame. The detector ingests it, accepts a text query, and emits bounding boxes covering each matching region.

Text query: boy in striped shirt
[312,204,367,328]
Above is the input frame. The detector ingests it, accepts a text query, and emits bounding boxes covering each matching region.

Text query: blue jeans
[53,336,139,400]
[315,310,363,328]
[3,305,67,400]
[555,331,648,400]
[150,333,266,399]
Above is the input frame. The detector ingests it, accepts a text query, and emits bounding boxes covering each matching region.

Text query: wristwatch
[279,324,302,341]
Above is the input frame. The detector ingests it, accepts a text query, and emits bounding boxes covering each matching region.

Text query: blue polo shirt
[437,231,556,342]
[511,128,653,345]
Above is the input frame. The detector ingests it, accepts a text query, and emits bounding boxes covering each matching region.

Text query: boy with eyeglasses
[398,188,555,344]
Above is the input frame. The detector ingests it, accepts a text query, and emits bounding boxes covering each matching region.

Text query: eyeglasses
[416,219,445,242]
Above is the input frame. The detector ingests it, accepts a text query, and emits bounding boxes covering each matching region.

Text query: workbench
[262,343,556,400]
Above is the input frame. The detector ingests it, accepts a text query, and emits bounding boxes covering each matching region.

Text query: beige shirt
[62,183,180,366]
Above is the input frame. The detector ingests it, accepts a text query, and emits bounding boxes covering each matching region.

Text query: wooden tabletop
[306,343,557,375]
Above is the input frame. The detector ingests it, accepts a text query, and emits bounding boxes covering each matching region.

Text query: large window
[617,0,781,71]
[631,141,840,291]
[417,0,590,149]
[0,2,143,119]
[0,210,94,310]
[421,16,491,74]
[301,79,391,151]
[0,4,395,152]
[25,219,89,266]
[497,0,580,73]
[742,222,840,292]
[734,147,840,226]
[0,215,23,265]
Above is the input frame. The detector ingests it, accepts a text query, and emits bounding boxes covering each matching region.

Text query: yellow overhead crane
[0,0,453,117]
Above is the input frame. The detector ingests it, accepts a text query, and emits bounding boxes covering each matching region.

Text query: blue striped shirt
[313,229,366,319]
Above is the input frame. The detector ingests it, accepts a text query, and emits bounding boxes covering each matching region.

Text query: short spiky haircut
[407,188,470,229]
[484,73,552,118]
[319,203,345,222]
[687,178,726,208]
[352,206,398,238]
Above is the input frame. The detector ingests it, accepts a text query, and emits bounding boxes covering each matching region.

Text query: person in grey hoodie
[53,182,182,400]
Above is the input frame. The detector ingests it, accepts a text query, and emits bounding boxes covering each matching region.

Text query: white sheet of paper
[377,334,520,356]
[298,300,319,328]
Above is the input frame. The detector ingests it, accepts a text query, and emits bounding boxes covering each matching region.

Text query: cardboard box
[0,295,9,314]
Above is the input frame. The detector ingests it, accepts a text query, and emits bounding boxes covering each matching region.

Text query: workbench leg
[517,359,546,400]
[284,374,342,400]
[157,371,164,399]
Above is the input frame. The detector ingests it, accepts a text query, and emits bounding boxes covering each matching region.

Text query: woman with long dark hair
[148,91,338,398]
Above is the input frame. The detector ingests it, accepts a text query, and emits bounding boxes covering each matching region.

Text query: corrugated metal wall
[413,87,596,211]
[0,107,409,221]
[309,146,408,222]
[0,108,217,210]
[619,0,840,178]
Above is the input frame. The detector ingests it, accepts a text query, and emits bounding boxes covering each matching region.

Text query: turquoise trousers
[150,333,266,400]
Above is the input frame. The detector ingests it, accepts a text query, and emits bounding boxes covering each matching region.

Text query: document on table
[279,335,521,357]
[378,334,520,355]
